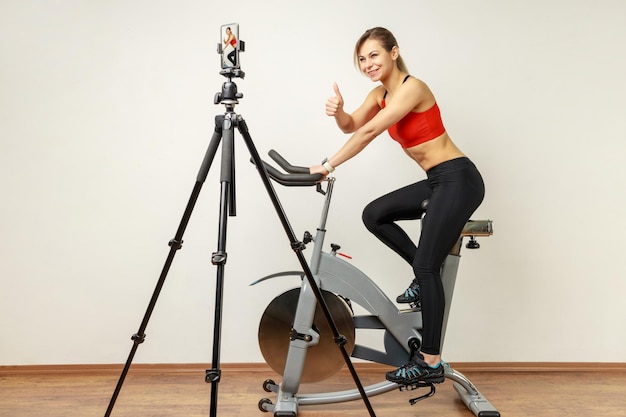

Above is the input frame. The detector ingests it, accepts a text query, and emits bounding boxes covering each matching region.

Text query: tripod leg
[237,117,377,417]
[206,113,236,417]
[104,122,223,417]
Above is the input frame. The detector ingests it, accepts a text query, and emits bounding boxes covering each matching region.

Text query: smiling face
[353,27,407,80]
[357,38,398,82]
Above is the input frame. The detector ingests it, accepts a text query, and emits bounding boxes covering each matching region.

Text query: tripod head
[214,77,243,109]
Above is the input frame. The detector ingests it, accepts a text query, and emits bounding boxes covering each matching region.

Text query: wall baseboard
[1,362,625,376]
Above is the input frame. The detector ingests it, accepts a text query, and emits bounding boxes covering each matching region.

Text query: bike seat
[421,198,492,238]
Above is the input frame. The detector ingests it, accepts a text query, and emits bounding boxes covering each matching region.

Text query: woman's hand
[325,83,344,117]
[310,164,329,179]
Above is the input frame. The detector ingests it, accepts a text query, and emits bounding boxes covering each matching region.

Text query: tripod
[103,67,376,417]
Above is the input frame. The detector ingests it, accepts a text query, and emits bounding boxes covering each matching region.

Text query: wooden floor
[1,363,625,417]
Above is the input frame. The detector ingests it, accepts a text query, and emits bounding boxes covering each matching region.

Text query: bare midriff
[403,131,466,171]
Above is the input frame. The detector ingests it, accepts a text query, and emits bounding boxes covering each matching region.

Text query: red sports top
[381,97,446,149]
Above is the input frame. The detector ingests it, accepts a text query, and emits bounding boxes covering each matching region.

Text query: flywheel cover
[258,288,355,383]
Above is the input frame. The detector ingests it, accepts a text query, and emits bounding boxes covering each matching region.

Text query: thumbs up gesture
[325,83,344,117]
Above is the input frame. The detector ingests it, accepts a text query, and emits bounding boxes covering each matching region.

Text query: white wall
[1,0,625,366]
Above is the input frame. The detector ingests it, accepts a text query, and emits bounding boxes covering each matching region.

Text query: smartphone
[220,23,239,69]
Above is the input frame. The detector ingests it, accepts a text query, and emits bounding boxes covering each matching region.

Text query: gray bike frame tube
[280,277,321,395]
[309,178,335,275]
[278,180,336,396]
[298,381,399,405]
[318,178,335,231]
[295,367,498,412]
[317,253,423,352]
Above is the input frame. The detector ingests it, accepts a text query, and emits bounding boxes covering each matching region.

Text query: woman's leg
[361,180,432,264]
[387,158,485,384]
[416,159,484,357]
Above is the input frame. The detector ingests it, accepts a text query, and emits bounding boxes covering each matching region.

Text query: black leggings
[227,49,237,66]
[362,157,485,355]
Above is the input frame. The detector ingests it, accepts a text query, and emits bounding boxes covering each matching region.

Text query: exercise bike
[251,150,499,417]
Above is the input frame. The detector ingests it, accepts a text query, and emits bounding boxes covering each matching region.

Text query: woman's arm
[326,84,382,134]
[313,78,428,174]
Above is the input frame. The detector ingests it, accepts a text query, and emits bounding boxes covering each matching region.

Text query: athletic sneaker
[396,278,421,306]
[385,353,445,385]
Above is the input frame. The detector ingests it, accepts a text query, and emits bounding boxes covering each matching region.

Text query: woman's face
[357,38,397,82]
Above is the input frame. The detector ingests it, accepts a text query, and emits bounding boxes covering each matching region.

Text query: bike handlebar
[253,150,324,187]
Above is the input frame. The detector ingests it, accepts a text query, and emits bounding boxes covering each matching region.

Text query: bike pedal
[405,383,436,405]
[409,301,421,310]
[399,381,432,392]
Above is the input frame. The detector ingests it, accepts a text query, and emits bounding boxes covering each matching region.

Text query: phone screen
[221,23,239,69]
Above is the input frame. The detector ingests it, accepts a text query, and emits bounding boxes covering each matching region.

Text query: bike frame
[255,176,498,417]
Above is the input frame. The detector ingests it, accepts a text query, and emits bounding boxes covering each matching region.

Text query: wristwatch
[321,158,335,173]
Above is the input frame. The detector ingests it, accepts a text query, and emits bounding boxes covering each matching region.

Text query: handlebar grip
[250,152,323,187]
[262,163,322,186]
[269,149,310,174]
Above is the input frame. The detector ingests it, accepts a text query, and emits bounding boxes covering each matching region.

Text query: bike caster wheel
[263,379,277,393]
[258,398,272,412]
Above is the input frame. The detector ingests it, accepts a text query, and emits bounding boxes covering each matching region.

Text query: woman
[310,27,485,385]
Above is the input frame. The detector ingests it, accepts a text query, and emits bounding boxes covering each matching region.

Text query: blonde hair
[353,27,408,73]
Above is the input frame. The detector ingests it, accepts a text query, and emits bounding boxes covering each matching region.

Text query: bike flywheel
[258,288,355,383]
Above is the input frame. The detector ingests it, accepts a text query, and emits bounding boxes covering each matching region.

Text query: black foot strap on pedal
[399,382,436,405]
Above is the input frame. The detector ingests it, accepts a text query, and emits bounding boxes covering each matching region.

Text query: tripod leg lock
[205,368,221,383]
[168,239,183,250]
[290,241,306,252]
[334,334,348,346]
[211,251,227,265]
[131,333,146,344]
